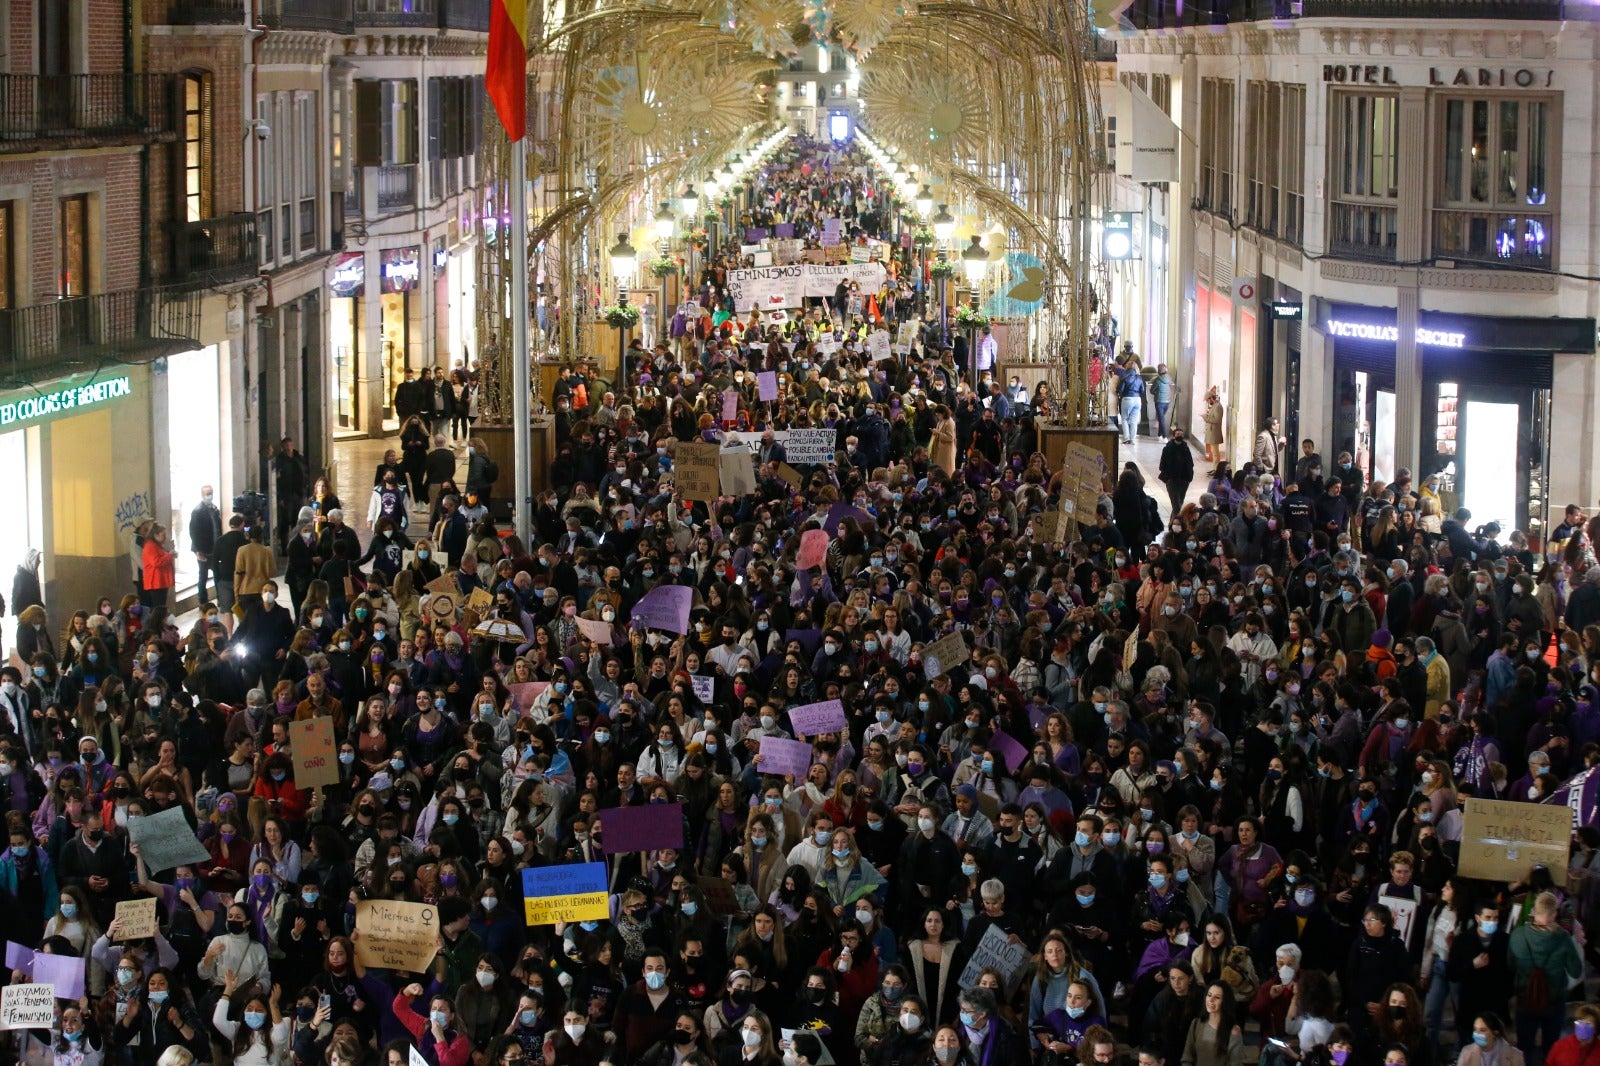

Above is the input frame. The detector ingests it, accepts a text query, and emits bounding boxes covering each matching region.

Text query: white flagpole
[510,135,532,544]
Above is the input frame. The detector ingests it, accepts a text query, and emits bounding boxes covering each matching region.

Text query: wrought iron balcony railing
[0,74,178,149]
[0,287,205,388]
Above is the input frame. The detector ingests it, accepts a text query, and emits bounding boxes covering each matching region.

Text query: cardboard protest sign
[718,446,757,497]
[776,463,805,490]
[757,736,815,778]
[576,617,613,645]
[424,574,459,598]
[674,442,721,499]
[788,700,847,736]
[466,587,494,614]
[289,716,340,790]
[757,371,779,402]
[631,583,692,635]
[114,897,158,942]
[797,529,830,570]
[128,806,210,874]
[0,983,56,1030]
[957,924,1032,992]
[1458,797,1571,886]
[522,863,610,925]
[598,803,685,853]
[354,899,440,973]
[29,953,83,1000]
[922,631,970,680]
[1379,893,1419,949]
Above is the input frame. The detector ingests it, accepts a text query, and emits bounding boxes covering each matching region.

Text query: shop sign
[1325,319,1466,349]
[0,375,132,428]
[1323,65,1553,89]
[381,247,421,294]
[329,253,366,298]
[1270,300,1303,320]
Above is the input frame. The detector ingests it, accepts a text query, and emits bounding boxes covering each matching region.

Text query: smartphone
[320,994,332,1012]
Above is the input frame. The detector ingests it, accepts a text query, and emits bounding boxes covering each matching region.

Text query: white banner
[727,263,889,312]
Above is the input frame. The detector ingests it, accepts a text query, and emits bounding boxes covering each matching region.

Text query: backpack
[482,457,500,483]
[1521,964,1552,1015]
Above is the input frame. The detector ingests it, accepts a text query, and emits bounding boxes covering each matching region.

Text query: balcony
[1433,209,1554,270]
[261,0,356,32]
[0,287,204,389]
[354,0,491,30]
[168,214,260,287]
[1328,201,1398,262]
[375,164,418,213]
[161,0,247,23]
[0,74,178,151]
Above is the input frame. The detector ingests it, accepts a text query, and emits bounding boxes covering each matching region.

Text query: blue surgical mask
[1149,873,1167,889]
[245,1010,267,1030]
[961,862,978,876]
[645,971,667,991]
[520,1009,538,1027]
[1074,831,1091,848]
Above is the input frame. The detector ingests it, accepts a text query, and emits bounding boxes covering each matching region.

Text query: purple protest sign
[785,628,822,655]
[722,390,739,422]
[1545,765,1599,831]
[774,222,795,238]
[744,227,770,243]
[823,502,873,535]
[757,371,778,402]
[30,951,84,1000]
[758,736,816,778]
[598,804,685,854]
[988,731,1029,773]
[630,583,692,635]
[788,700,847,736]
[5,941,32,976]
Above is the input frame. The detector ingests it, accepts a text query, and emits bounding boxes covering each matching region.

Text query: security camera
[250,119,271,141]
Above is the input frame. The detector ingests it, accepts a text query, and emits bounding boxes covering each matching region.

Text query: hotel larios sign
[1322,65,1554,88]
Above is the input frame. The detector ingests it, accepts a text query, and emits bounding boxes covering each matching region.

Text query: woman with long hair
[1182,983,1244,1066]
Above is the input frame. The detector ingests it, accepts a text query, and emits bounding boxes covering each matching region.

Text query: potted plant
[954,304,990,329]
[649,256,677,278]
[685,227,709,250]
[912,227,936,247]
[929,259,957,280]
[601,304,641,329]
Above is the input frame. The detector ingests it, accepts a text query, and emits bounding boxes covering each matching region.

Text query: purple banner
[988,731,1028,773]
[31,951,84,1000]
[788,700,847,736]
[630,583,692,635]
[744,228,770,243]
[774,223,795,238]
[1544,766,1599,834]
[758,736,815,778]
[5,941,32,975]
[599,804,685,854]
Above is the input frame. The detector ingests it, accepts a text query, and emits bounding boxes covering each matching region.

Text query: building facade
[1106,0,1600,541]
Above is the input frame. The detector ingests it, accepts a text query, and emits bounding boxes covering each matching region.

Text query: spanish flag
[487,0,527,141]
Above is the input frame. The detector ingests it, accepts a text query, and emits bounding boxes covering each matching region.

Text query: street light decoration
[609,232,638,285]
[654,201,677,241]
[961,234,990,286]
[930,203,956,243]
[915,185,934,218]
[682,185,701,216]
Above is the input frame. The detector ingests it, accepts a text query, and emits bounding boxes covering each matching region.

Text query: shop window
[1328,92,1399,261]
[183,73,213,223]
[1198,78,1235,216]
[1433,96,1556,269]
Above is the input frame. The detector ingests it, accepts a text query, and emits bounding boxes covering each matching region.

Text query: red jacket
[393,991,472,1066]
[142,539,176,591]
[251,774,309,824]
[1544,1034,1600,1066]
[1247,975,1294,1038]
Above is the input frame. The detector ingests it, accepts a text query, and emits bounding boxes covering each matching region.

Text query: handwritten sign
[1458,797,1572,886]
[719,447,757,497]
[0,983,56,1030]
[577,617,613,645]
[721,391,740,422]
[797,529,829,570]
[922,631,970,680]
[1379,893,1419,949]
[757,371,778,402]
[957,923,1032,992]
[788,700,847,736]
[354,899,439,973]
[823,218,842,243]
[691,675,715,703]
[128,805,209,874]
[630,583,692,635]
[507,681,549,714]
[522,863,610,925]
[598,804,685,853]
[784,428,836,465]
[114,897,158,942]
[758,736,815,778]
[867,330,892,361]
[29,953,83,1001]
[289,716,339,791]
[674,442,721,499]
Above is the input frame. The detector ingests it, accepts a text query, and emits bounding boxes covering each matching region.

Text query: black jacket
[425,446,458,485]
[1159,439,1195,485]
[188,501,223,555]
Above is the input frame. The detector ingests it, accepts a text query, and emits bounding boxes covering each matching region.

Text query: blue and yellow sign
[522,862,610,925]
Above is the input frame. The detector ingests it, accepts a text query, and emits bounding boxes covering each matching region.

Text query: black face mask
[806,988,827,1005]
[226,919,248,935]
[729,989,751,1006]
[674,1029,696,1046]
[1389,1006,1408,1020]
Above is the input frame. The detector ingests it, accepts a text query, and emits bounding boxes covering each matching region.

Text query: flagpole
[510,135,532,545]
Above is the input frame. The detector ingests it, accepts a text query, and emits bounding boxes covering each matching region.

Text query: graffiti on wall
[115,492,152,535]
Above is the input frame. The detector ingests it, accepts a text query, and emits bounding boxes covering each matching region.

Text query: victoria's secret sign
[1322,64,1554,88]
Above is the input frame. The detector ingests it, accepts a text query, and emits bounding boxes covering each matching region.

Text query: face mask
[339,751,355,765]
[1473,1035,1489,1048]
[1173,931,1191,947]
[1480,920,1498,936]
[60,902,78,918]
[245,1010,267,1030]
[1294,889,1315,907]
[750,834,769,847]
[960,862,978,877]
[1332,1051,1352,1066]
[476,970,497,988]
[742,1030,763,1048]
[901,1013,923,1033]
[645,971,668,991]
[148,989,169,1005]
[936,1048,960,1064]
[1075,831,1091,848]
[1103,832,1121,847]
[1149,873,1167,889]
[227,919,248,935]
[1573,1021,1595,1042]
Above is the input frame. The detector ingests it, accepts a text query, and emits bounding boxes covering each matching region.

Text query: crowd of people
[0,136,1597,1066]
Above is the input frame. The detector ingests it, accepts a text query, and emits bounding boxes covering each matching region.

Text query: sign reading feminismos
[0,375,132,427]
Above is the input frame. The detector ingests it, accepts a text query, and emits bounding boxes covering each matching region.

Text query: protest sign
[507,681,548,713]
[988,731,1029,773]
[785,428,836,465]
[599,803,685,853]
[726,263,888,312]
[922,631,969,680]
[1458,797,1571,886]
[785,628,823,655]
[797,528,829,570]
[128,805,209,874]
[5,943,31,976]
[776,463,805,490]
[410,1046,429,1066]
[788,700,848,736]
[353,899,439,973]
[774,222,795,239]
[957,924,1032,992]
[289,716,340,790]
[576,617,613,645]
[1379,893,1419,949]
[867,330,892,361]
[721,391,740,422]
[114,897,158,942]
[29,953,83,1001]
[802,248,826,264]
[718,446,757,497]
[0,983,56,1030]
[691,675,716,703]
[631,583,692,635]
[424,574,458,598]
[521,863,610,925]
[822,245,848,263]
[823,217,842,243]
[757,371,779,402]
[674,441,721,499]
[758,737,815,778]
[466,587,494,614]
[850,245,870,263]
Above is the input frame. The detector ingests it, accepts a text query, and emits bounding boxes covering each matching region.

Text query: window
[297,95,317,252]
[0,202,14,310]
[59,194,90,297]
[1433,96,1556,268]
[1243,82,1305,243]
[1198,78,1235,216]
[183,73,213,223]
[1150,74,1172,116]
[1328,92,1400,261]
